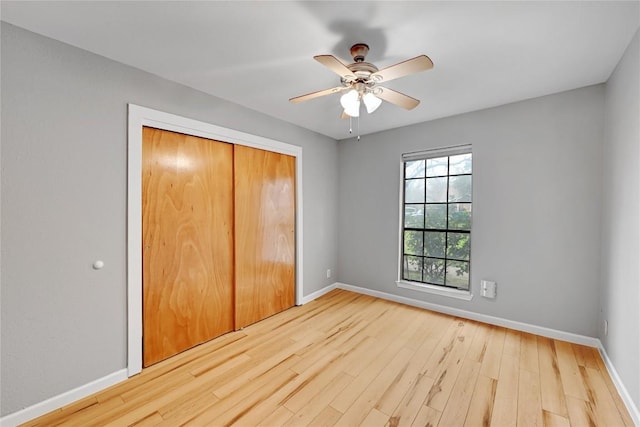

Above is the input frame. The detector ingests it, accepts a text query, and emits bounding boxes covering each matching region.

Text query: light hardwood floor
[23,289,633,426]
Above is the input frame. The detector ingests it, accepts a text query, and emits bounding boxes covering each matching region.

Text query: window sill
[396,280,473,301]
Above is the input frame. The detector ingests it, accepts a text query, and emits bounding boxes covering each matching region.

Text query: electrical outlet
[481,280,497,299]
[604,319,608,336]
[326,269,331,279]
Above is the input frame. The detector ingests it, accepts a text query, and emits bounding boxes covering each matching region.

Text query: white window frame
[396,144,473,301]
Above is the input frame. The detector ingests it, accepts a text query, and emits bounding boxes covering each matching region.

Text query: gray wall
[0,23,338,415]
[337,85,605,337]
[601,28,639,407]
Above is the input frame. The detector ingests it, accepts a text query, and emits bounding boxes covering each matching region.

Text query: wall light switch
[481,280,497,299]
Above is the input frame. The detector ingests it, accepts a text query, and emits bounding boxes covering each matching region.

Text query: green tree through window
[401,151,472,289]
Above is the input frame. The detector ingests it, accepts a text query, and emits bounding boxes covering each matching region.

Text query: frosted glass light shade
[340,90,360,117]
[343,102,360,117]
[363,92,382,113]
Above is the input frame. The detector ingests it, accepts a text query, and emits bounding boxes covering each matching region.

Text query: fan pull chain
[347,115,361,141]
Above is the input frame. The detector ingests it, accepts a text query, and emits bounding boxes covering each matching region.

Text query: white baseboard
[332,282,639,424]
[299,282,338,305]
[597,347,640,426]
[0,369,128,427]
[335,282,600,346]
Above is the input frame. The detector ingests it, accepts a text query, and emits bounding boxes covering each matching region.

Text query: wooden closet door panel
[234,145,296,328]
[142,127,234,367]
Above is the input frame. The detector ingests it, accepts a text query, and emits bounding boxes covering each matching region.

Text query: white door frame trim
[127,104,303,376]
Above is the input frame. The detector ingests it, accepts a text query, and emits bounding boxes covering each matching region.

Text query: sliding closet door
[234,145,296,328]
[142,127,234,367]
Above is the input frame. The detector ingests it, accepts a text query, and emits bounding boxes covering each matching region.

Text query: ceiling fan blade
[314,55,356,80]
[371,55,433,83]
[289,86,344,103]
[376,87,420,110]
[341,111,350,120]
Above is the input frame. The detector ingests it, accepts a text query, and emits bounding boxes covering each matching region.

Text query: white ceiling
[2,1,639,140]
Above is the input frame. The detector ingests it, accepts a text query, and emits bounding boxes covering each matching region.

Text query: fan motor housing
[343,62,378,87]
[350,43,370,62]
[346,44,379,83]
[348,62,378,75]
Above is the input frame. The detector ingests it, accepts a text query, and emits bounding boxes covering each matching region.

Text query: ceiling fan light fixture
[362,92,382,114]
[290,43,434,134]
[340,89,360,117]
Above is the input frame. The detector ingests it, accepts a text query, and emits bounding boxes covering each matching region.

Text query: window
[400,146,472,291]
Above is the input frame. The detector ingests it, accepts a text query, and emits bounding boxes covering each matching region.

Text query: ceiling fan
[289,43,433,118]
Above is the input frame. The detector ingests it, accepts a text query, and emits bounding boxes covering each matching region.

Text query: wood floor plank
[479,326,505,380]
[290,345,341,375]
[403,310,450,352]
[156,391,218,425]
[479,347,502,383]
[566,395,598,427]
[119,371,195,404]
[421,318,467,379]
[184,359,299,425]
[490,354,519,426]
[315,309,371,349]
[19,289,633,427]
[285,373,355,426]
[537,336,568,417]
[257,406,294,427]
[503,328,521,358]
[580,365,626,426]
[24,396,125,427]
[102,384,209,426]
[555,340,589,401]
[357,300,402,339]
[374,334,442,416]
[188,352,251,379]
[129,411,164,426]
[284,348,346,406]
[520,332,539,373]
[339,334,398,378]
[571,343,599,369]
[336,347,415,426]
[542,410,570,427]
[388,373,436,427]
[410,405,442,427]
[331,334,377,373]
[308,405,343,427]
[284,340,371,413]
[233,350,344,425]
[376,303,424,342]
[20,396,99,427]
[92,330,246,406]
[212,339,303,399]
[329,338,404,413]
[56,396,128,427]
[517,368,543,426]
[438,359,481,426]
[463,375,497,427]
[466,322,491,364]
[359,408,390,426]
[423,321,478,411]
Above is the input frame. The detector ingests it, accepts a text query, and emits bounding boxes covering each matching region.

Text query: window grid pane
[402,152,472,290]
